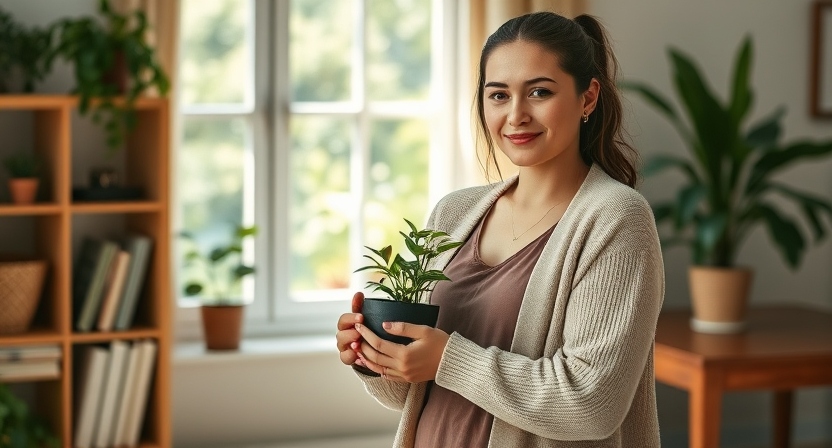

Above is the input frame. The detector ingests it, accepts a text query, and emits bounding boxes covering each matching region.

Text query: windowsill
[173,334,336,365]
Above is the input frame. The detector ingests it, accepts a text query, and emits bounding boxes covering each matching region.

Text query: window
[176,0,459,335]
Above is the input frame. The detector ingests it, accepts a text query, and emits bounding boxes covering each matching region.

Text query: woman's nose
[507,99,530,127]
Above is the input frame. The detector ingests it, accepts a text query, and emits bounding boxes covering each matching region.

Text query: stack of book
[72,234,154,332]
[0,344,62,381]
[74,339,157,448]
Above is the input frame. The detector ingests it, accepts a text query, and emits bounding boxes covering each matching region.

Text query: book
[97,250,131,332]
[0,344,62,362]
[74,345,109,448]
[114,235,154,331]
[0,359,60,380]
[112,341,142,446]
[122,339,157,447]
[93,340,129,448]
[74,238,120,332]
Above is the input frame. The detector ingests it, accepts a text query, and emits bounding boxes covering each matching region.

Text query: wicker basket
[0,259,48,334]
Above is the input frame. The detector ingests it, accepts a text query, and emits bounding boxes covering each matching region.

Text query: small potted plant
[52,0,169,153]
[0,384,60,448]
[3,151,40,204]
[355,218,462,345]
[180,224,257,351]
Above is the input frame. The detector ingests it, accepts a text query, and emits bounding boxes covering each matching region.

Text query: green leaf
[745,107,784,150]
[675,184,707,228]
[642,155,700,183]
[696,213,728,257]
[769,183,832,241]
[619,80,679,122]
[757,203,805,269]
[728,36,753,126]
[669,47,735,182]
[379,245,392,264]
[233,265,255,278]
[403,234,427,256]
[651,203,674,224]
[184,283,203,296]
[748,141,832,192]
[436,241,463,253]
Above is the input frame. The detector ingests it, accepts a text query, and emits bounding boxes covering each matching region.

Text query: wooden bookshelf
[0,95,171,448]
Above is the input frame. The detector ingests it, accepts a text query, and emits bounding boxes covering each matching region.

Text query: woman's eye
[530,88,552,98]
[488,92,508,101]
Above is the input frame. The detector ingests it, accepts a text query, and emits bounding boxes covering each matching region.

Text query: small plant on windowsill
[179,224,257,351]
[354,218,462,346]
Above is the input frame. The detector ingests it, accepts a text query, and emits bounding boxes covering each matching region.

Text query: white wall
[3,0,830,446]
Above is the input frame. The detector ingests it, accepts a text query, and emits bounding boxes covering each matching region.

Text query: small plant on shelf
[2,151,39,179]
[356,218,462,304]
[180,225,258,306]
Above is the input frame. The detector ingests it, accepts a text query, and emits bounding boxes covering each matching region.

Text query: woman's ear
[583,78,601,114]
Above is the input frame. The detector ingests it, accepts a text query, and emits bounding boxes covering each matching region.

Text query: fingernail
[355,323,362,330]
[355,359,365,367]
[355,314,361,322]
[350,341,359,350]
[383,322,392,329]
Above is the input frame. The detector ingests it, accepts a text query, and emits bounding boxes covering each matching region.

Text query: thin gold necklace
[510,199,565,242]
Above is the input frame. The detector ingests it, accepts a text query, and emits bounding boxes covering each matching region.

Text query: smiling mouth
[505,133,541,145]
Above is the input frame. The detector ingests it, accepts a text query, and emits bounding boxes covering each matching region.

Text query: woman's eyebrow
[484,77,558,88]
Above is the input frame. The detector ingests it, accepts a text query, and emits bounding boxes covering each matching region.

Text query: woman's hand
[335,292,366,367]
[354,321,450,383]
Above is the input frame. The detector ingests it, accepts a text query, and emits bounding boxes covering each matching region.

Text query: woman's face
[483,40,597,169]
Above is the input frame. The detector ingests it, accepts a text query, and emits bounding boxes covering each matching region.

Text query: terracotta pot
[201,304,244,350]
[688,266,753,334]
[8,178,39,204]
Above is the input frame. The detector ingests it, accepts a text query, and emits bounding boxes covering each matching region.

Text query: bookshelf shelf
[0,94,171,448]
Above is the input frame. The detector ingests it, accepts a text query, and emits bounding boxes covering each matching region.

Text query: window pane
[290,0,354,102]
[179,0,251,105]
[289,116,352,292]
[367,0,432,101]
[177,117,248,300]
[364,119,430,257]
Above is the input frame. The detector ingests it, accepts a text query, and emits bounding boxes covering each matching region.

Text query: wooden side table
[654,306,832,448]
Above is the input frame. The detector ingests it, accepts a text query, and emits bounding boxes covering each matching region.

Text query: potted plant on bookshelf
[0,7,56,93]
[355,218,462,346]
[621,36,832,333]
[0,384,60,448]
[180,225,257,351]
[2,151,40,205]
[52,0,169,153]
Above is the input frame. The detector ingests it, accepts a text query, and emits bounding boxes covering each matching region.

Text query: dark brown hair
[475,12,638,188]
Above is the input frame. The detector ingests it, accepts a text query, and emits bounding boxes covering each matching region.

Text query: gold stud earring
[582,112,589,123]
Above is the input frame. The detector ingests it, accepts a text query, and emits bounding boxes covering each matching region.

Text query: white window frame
[176,0,460,338]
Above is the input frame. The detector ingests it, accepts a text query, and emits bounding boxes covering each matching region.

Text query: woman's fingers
[337,312,362,331]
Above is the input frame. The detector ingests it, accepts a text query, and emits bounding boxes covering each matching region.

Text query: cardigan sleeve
[354,370,411,411]
[434,203,664,440]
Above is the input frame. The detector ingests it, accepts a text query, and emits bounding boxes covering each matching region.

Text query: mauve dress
[413,212,556,448]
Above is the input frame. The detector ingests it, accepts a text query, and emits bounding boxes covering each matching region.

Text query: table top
[655,305,832,361]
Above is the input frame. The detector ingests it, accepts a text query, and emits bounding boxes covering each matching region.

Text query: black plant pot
[362,298,440,345]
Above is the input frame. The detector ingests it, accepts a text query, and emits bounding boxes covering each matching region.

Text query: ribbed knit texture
[355,165,665,447]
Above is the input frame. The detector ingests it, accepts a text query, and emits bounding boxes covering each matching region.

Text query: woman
[336,11,664,448]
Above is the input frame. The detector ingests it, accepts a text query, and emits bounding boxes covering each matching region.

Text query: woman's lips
[505,133,541,145]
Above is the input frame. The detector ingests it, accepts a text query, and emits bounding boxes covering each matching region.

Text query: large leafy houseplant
[622,36,832,269]
[53,0,169,152]
[0,7,55,93]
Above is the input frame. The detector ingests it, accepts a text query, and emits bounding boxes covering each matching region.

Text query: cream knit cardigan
[357,165,665,447]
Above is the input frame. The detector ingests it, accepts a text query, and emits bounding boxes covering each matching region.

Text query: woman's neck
[511,156,590,208]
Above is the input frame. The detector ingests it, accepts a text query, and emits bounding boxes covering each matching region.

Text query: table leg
[690,370,722,448]
[773,390,793,448]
